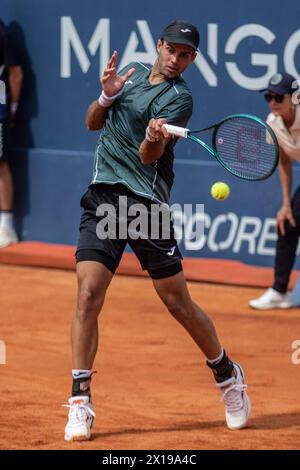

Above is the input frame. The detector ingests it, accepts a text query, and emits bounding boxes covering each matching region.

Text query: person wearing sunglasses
[249,72,300,310]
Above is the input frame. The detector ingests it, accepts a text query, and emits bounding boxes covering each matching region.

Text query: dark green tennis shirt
[91,62,193,203]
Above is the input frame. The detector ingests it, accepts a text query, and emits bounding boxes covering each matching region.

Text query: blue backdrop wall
[1,0,300,267]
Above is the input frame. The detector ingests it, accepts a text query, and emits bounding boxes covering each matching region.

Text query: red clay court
[0,243,300,450]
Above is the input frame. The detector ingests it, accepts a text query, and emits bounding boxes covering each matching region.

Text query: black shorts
[0,120,10,162]
[76,183,183,279]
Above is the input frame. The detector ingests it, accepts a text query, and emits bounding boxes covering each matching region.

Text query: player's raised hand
[100,51,135,97]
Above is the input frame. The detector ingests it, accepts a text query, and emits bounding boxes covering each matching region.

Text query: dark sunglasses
[264,93,285,103]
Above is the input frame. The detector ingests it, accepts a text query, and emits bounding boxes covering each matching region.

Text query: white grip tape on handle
[163,124,188,138]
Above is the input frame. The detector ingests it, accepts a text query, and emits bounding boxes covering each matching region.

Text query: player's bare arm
[139,118,171,164]
[8,65,23,105]
[276,148,296,235]
[86,100,108,131]
[86,50,135,131]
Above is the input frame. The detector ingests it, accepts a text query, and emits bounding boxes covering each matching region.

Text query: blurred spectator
[0,19,23,247]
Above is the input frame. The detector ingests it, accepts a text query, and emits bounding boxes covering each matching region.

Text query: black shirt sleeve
[0,23,21,67]
[3,33,21,66]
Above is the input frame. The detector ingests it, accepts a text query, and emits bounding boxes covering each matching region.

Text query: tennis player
[64,21,251,441]
[249,73,300,310]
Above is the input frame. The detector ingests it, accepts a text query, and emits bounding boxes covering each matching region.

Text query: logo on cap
[181,29,192,33]
[270,73,283,85]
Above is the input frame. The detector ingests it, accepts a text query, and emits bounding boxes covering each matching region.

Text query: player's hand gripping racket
[164,114,279,181]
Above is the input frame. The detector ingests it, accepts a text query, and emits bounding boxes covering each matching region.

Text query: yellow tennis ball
[210,182,230,200]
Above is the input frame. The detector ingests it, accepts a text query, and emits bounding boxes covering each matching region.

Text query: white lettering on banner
[172,211,282,257]
[60,18,300,88]
[225,24,277,90]
[257,218,277,255]
[233,217,262,254]
[208,24,218,64]
[284,30,300,79]
[184,211,210,251]
[193,24,218,86]
[207,212,238,252]
[171,205,207,251]
[118,20,157,71]
[61,17,110,78]
[172,207,187,243]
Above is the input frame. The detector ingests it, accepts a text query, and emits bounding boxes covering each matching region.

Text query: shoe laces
[62,402,95,425]
[221,382,248,413]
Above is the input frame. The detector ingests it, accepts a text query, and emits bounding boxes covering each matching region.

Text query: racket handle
[163,124,188,138]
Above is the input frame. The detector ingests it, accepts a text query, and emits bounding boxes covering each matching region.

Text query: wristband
[98,90,121,108]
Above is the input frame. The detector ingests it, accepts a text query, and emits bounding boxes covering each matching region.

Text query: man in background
[0,19,23,247]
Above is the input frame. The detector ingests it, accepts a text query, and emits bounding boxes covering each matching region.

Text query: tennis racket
[164,113,279,181]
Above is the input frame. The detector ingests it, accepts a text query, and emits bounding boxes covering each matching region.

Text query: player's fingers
[148,118,156,130]
[289,214,297,227]
[109,50,117,67]
[156,119,168,138]
[104,67,116,74]
[152,118,165,131]
[161,125,170,139]
[107,56,113,68]
[102,67,116,80]
[106,51,115,69]
[101,74,111,84]
[121,67,135,82]
[278,219,285,236]
[106,51,117,72]
[157,118,167,126]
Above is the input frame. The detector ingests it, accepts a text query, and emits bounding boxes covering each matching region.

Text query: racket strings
[214,117,277,180]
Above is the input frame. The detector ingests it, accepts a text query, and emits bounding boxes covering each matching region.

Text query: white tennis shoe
[63,396,95,441]
[249,288,292,310]
[0,227,18,248]
[217,363,251,430]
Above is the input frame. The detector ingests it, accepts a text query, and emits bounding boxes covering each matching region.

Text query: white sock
[72,369,92,379]
[0,211,14,231]
[207,348,224,365]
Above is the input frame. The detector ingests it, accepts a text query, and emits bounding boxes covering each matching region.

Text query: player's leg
[130,198,250,430]
[152,270,251,430]
[65,184,126,442]
[152,270,221,358]
[72,259,114,372]
[249,185,300,309]
[0,161,13,208]
[0,121,18,247]
[65,258,114,442]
